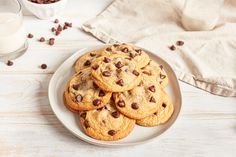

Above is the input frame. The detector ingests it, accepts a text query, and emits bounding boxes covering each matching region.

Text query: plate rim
[48,44,182,147]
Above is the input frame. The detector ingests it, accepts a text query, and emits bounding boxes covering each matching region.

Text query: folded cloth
[82,0,236,96]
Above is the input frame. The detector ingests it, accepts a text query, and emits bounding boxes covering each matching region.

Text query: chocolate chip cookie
[113,73,164,119]
[103,43,150,69]
[141,60,168,88]
[64,68,112,111]
[91,54,142,92]
[74,48,105,72]
[79,100,135,141]
[136,91,174,126]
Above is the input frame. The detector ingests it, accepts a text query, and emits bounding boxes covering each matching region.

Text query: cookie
[91,54,142,92]
[79,100,135,141]
[113,73,164,119]
[136,91,174,126]
[74,48,105,72]
[103,43,150,69]
[141,60,168,87]
[64,68,112,111]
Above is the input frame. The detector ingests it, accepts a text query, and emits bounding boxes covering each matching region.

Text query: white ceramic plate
[48,45,182,147]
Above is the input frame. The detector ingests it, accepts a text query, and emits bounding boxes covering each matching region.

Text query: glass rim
[0,0,22,24]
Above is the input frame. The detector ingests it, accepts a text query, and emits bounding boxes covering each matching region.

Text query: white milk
[0,12,26,54]
[181,0,223,31]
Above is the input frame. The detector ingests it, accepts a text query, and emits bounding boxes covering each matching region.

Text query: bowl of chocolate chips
[22,0,68,20]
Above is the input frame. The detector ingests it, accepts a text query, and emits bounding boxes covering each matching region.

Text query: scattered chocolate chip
[93,82,99,89]
[102,71,111,77]
[115,61,123,69]
[63,25,68,30]
[132,70,140,76]
[131,102,139,109]
[121,47,129,53]
[6,60,13,66]
[159,65,163,69]
[84,60,91,66]
[103,57,111,63]
[90,53,96,57]
[104,106,108,110]
[54,19,59,23]
[76,94,83,102]
[92,64,99,70]
[48,38,55,45]
[29,0,60,4]
[80,112,86,119]
[176,40,184,46]
[108,130,116,136]
[148,85,156,92]
[117,100,125,107]
[142,71,151,75]
[55,31,60,36]
[106,47,112,51]
[169,45,176,51]
[72,84,80,90]
[39,37,45,42]
[84,120,90,128]
[162,103,167,108]
[160,74,166,79]
[65,22,72,27]
[154,112,157,115]
[97,107,103,111]
[98,90,105,97]
[27,33,33,38]
[41,63,47,69]
[116,79,124,86]
[93,99,101,106]
[51,27,56,32]
[57,25,62,32]
[150,96,156,103]
[111,111,120,118]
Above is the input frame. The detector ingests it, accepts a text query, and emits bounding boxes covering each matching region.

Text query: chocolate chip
[98,90,105,97]
[80,112,86,119]
[150,96,156,103]
[51,27,56,32]
[63,25,68,30]
[72,84,80,90]
[169,45,176,51]
[131,103,139,109]
[132,70,140,76]
[41,64,47,69]
[103,57,111,63]
[57,25,62,32]
[48,38,55,45]
[142,71,151,75]
[162,103,167,108]
[27,33,33,38]
[84,60,91,66]
[39,37,45,42]
[111,111,120,118]
[93,82,99,89]
[92,64,99,70]
[117,100,125,107]
[108,130,116,136]
[90,53,96,57]
[65,22,72,27]
[176,40,184,46]
[54,19,59,23]
[160,74,166,79]
[97,107,103,111]
[154,112,157,115]
[102,71,111,77]
[115,61,123,69]
[121,47,129,53]
[116,79,124,86]
[93,99,101,106]
[76,94,83,102]
[6,60,13,66]
[55,31,60,36]
[84,120,90,128]
[159,65,163,69]
[148,85,156,92]
[106,47,112,51]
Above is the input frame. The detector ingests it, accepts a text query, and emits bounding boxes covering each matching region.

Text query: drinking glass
[0,0,28,61]
[181,0,224,31]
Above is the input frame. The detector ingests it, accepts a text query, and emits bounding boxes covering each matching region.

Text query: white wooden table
[1,0,236,156]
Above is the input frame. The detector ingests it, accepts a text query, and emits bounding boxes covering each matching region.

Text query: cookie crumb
[6,60,13,66]
[40,63,47,69]
[169,45,176,51]
[176,40,184,46]
[27,33,33,38]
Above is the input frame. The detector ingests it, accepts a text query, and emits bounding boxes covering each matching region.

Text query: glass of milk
[0,0,28,60]
[181,0,224,31]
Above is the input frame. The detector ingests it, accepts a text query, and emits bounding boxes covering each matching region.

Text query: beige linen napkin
[82,0,236,96]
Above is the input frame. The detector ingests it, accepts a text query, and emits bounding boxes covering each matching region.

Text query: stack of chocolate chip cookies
[63,43,174,141]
